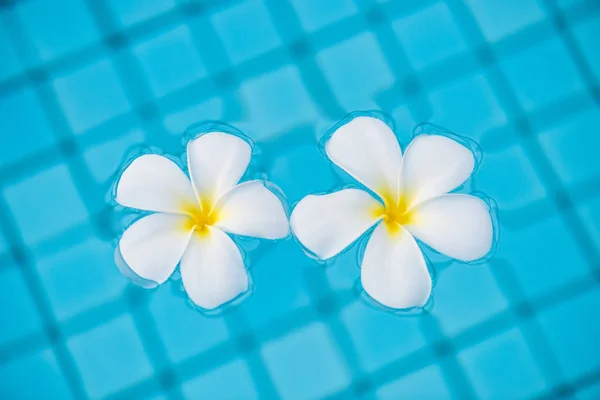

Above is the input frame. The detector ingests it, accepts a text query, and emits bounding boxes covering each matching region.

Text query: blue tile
[262,322,351,400]
[458,328,547,399]
[291,0,358,32]
[53,59,131,134]
[501,37,584,112]
[538,287,600,381]
[498,216,590,299]
[34,238,127,321]
[474,143,547,211]
[0,348,73,399]
[68,315,154,398]
[0,264,43,346]
[162,97,226,135]
[431,262,509,336]
[376,365,452,399]
[393,3,467,69]
[134,25,207,97]
[83,128,145,182]
[0,88,56,167]
[182,359,258,399]
[464,0,545,42]
[108,0,176,27]
[538,109,600,186]
[3,164,88,246]
[239,240,312,329]
[341,300,427,372]
[17,0,100,62]
[428,73,507,138]
[318,32,394,110]
[576,196,600,249]
[148,284,230,363]
[572,15,600,81]
[0,22,22,81]
[576,381,600,400]
[211,0,282,64]
[238,65,318,140]
[325,246,361,291]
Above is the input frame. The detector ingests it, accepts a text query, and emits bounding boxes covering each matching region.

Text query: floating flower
[290,116,494,309]
[114,131,289,310]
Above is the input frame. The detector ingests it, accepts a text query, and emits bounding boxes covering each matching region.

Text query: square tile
[35,238,127,321]
[211,0,282,64]
[3,164,88,245]
[376,365,452,399]
[458,328,547,399]
[182,359,258,399]
[83,128,145,182]
[431,262,509,336]
[341,300,428,372]
[538,287,600,381]
[428,74,507,138]
[0,264,43,345]
[0,348,73,399]
[262,322,351,400]
[501,37,584,112]
[393,3,467,69]
[291,0,358,32]
[17,0,100,62]
[538,109,600,186]
[498,216,590,299]
[108,0,176,27]
[68,314,154,398]
[474,143,547,211]
[575,381,600,399]
[576,196,600,249]
[573,15,600,81]
[318,32,394,110]
[134,25,207,97]
[0,22,22,81]
[53,59,131,134]
[0,88,56,167]
[464,0,545,42]
[162,97,226,135]
[148,284,230,363]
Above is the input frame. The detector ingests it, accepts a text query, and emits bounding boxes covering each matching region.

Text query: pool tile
[53,59,131,134]
[376,365,452,399]
[0,264,43,346]
[211,0,282,64]
[0,348,73,399]
[68,315,154,398]
[0,88,56,167]
[34,238,127,321]
[576,196,600,249]
[501,37,584,112]
[0,22,22,81]
[538,287,600,381]
[162,97,226,135]
[572,15,600,82]
[262,322,351,400]
[340,300,428,372]
[291,0,358,32]
[17,0,100,62]
[317,32,394,110]
[134,25,207,97]
[538,109,600,186]
[182,359,258,399]
[148,284,230,363]
[83,129,145,182]
[108,0,176,27]
[575,381,600,399]
[458,328,547,399]
[393,3,467,69]
[464,0,545,42]
[3,164,88,246]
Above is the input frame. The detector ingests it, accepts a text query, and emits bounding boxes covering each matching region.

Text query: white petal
[180,227,248,309]
[325,116,402,198]
[290,189,381,260]
[115,154,197,213]
[187,132,252,206]
[405,194,493,261]
[361,224,431,309]
[401,135,475,207]
[214,180,289,239]
[119,213,193,284]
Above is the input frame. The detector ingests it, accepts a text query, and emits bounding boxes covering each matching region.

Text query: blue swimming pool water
[1,0,599,398]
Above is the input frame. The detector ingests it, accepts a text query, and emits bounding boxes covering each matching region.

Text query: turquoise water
[1,0,600,398]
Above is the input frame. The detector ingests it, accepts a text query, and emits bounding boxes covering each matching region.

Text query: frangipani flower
[114,131,289,310]
[290,116,494,309]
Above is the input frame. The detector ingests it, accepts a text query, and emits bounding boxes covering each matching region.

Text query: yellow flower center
[181,199,220,237]
[372,190,417,235]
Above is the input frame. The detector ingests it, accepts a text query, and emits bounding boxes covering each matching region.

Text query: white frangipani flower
[290,116,494,309]
[114,132,289,310]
